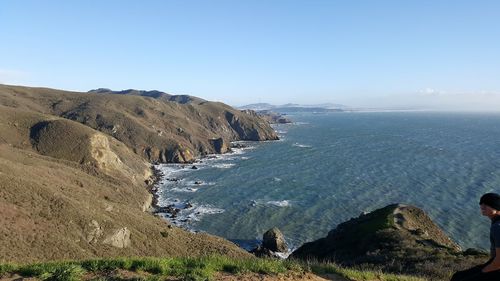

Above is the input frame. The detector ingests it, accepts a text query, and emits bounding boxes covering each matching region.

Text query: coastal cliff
[0,84,278,263]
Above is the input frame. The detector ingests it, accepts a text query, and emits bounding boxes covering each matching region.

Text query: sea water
[157,111,500,251]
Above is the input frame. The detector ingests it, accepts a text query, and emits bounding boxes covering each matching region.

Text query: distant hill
[88,88,206,104]
[239,103,276,111]
[239,102,347,112]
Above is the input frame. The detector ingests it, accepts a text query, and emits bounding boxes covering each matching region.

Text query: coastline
[145,164,165,215]
[144,123,290,252]
[145,141,270,231]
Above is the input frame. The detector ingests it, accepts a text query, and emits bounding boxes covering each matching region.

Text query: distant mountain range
[238,102,348,112]
[239,103,430,113]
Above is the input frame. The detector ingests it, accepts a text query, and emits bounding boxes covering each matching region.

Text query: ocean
[156,111,500,252]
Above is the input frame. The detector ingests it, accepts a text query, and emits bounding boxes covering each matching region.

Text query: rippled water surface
[157,112,500,250]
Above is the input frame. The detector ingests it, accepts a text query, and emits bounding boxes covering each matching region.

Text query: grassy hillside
[0,84,279,263]
[0,104,250,263]
[0,84,278,163]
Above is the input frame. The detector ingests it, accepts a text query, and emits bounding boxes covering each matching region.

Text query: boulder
[103,227,131,248]
[263,227,288,253]
[250,227,288,258]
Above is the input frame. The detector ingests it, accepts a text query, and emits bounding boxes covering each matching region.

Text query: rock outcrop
[210,137,229,154]
[103,227,131,248]
[291,204,488,279]
[251,227,288,258]
[263,227,288,253]
[85,220,103,244]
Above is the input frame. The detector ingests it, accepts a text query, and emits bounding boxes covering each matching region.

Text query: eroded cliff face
[0,84,279,164]
[291,204,488,279]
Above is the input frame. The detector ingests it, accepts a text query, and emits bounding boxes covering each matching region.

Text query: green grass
[0,256,427,281]
[309,262,427,281]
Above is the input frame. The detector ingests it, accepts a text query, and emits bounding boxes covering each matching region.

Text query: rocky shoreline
[145,142,258,230]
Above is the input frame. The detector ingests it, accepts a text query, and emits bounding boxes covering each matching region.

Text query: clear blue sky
[1,0,500,109]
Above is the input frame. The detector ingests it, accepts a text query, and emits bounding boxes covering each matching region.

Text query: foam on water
[292,143,312,148]
[213,163,236,169]
[155,141,258,229]
[266,200,292,207]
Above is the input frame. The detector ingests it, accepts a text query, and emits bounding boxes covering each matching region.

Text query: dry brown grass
[0,84,278,164]
[0,84,265,263]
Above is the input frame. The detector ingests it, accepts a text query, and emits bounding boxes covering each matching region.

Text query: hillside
[0,84,281,263]
[0,84,278,163]
[291,204,488,280]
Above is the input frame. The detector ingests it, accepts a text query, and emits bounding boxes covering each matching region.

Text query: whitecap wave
[170,187,199,193]
[292,143,312,148]
[266,200,291,207]
[213,163,236,169]
[186,205,225,221]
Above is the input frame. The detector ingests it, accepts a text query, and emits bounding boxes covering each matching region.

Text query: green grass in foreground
[0,256,426,281]
[309,263,426,281]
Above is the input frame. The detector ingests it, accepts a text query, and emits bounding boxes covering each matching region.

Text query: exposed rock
[85,220,103,244]
[464,248,488,256]
[210,137,228,154]
[226,111,279,141]
[250,246,276,258]
[231,143,247,149]
[103,227,131,248]
[263,227,288,253]
[168,147,195,163]
[191,165,198,170]
[142,194,153,212]
[251,227,288,258]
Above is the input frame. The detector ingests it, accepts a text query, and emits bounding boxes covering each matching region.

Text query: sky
[1,0,500,110]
